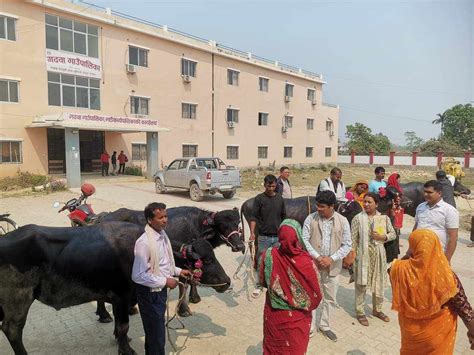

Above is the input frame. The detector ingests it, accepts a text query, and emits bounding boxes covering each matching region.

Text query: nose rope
[220,229,242,249]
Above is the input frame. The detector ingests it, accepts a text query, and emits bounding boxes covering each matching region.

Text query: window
[48,72,100,109]
[306,147,313,158]
[0,16,16,41]
[326,120,333,131]
[227,69,239,86]
[226,108,239,123]
[227,146,239,160]
[307,89,316,102]
[325,147,332,157]
[182,103,197,119]
[284,115,293,128]
[258,146,268,159]
[258,112,268,126]
[307,118,314,130]
[0,141,22,163]
[131,143,147,160]
[284,146,293,158]
[130,96,149,116]
[285,83,294,97]
[181,58,197,77]
[182,144,198,158]
[259,77,269,92]
[0,79,19,103]
[129,46,148,67]
[45,14,99,58]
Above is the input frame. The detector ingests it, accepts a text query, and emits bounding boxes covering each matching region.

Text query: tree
[404,131,424,151]
[345,123,391,154]
[418,138,464,157]
[433,104,474,149]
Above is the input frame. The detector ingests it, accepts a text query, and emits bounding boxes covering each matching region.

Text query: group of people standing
[249,166,473,354]
[100,150,128,176]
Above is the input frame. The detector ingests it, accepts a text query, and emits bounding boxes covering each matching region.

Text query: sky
[85,0,473,146]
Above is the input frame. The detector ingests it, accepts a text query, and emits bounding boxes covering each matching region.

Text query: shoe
[373,311,390,322]
[309,330,314,338]
[357,315,369,326]
[319,329,337,342]
[251,287,262,298]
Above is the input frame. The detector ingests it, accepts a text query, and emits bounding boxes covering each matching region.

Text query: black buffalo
[378,181,471,217]
[0,222,230,355]
[97,206,243,317]
[240,195,362,239]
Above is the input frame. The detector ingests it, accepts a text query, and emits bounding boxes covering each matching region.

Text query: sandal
[373,311,390,322]
[251,287,262,298]
[357,315,369,326]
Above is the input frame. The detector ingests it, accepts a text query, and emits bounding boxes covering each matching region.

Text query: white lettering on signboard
[65,113,159,128]
[46,49,102,79]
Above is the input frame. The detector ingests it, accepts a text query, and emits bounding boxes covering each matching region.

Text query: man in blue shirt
[369,166,387,194]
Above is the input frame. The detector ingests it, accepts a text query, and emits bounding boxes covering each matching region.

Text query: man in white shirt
[317,167,347,202]
[302,190,352,342]
[413,180,459,262]
[132,203,191,355]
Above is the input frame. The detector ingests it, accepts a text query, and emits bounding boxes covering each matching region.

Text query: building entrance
[47,129,105,173]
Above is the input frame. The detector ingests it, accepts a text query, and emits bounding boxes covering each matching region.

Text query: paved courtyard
[0,180,473,354]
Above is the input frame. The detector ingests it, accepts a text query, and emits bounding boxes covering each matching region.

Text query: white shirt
[281,179,292,199]
[131,229,182,290]
[318,178,346,202]
[415,199,459,251]
[302,212,352,261]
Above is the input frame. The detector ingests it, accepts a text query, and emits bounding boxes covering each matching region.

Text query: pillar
[411,151,418,166]
[146,131,159,180]
[464,150,472,169]
[369,150,374,165]
[64,128,81,188]
[436,149,444,168]
[350,149,356,164]
[389,151,395,166]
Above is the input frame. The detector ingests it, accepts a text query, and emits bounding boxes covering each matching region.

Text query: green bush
[319,163,328,172]
[124,165,143,176]
[0,171,49,191]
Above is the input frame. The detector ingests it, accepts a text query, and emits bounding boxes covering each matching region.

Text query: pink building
[0,0,339,186]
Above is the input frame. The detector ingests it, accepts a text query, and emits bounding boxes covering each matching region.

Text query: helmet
[81,183,96,197]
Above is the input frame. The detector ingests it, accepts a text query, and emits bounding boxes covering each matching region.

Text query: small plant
[319,163,328,172]
[124,165,143,176]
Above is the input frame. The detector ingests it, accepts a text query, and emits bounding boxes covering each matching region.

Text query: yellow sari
[390,229,458,355]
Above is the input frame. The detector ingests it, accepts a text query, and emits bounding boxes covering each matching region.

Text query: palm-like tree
[432,112,446,134]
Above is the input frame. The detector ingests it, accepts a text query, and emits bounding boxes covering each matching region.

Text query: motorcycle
[54,183,107,227]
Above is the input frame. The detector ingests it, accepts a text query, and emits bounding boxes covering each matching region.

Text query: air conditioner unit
[284,95,291,102]
[281,126,288,133]
[227,121,235,128]
[126,64,136,74]
[311,99,317,105]
[182,74,191,83]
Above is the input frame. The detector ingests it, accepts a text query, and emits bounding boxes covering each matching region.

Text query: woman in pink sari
[259,219,322,355]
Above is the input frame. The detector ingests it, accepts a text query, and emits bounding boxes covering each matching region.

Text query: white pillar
[64,128,81,188]
[146,132,159,180]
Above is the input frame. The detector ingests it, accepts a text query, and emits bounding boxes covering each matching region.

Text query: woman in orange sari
[345,179,369,208]
[390,229,474,354]
[259,219,322,355]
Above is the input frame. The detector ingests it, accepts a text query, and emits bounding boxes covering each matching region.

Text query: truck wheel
[189,183,204,201]
[222,190,236,199]
[155,178,165,194]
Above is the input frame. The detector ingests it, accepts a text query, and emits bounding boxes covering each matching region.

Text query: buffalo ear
[233,207,238,211]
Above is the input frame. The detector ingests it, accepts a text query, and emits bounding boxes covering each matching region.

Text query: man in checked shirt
[302,190,352,343]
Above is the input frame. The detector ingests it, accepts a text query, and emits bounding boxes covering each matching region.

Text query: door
[163,160,181,187]
[47,128,66,174]
[79,130,104,172]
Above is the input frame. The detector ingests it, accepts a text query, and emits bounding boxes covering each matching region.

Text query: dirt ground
[240,164,474,232]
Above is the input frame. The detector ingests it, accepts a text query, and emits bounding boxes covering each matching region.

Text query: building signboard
[46,49,102,79]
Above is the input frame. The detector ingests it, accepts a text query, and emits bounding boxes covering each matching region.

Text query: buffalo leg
[188,284,201,304]
[177,283,192,317]
[112,300,136,355]
[1,293,34,355]
[96,301,113,323]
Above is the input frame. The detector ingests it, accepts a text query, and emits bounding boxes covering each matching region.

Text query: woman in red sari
[259,219,322,355]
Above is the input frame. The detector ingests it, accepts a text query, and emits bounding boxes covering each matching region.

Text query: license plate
[220,185,233,190]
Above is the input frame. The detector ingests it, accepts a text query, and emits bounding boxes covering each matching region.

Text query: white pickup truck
[153,157,241,201]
